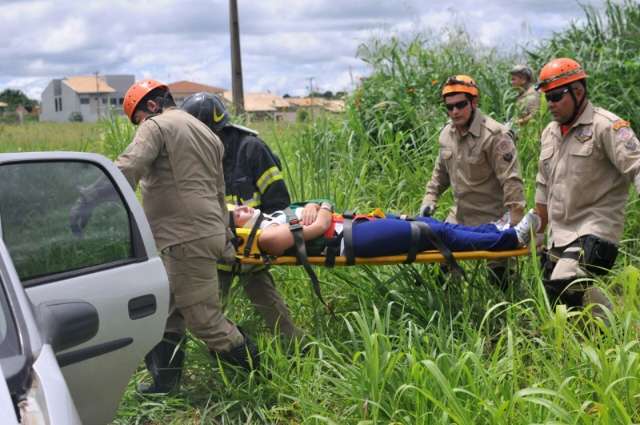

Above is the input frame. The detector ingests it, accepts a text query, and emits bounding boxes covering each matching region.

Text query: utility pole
[307,77,315,120]
[229,0,245,114]
[349,66,354,91]
[307,77,315,97]
[95,71,101,120]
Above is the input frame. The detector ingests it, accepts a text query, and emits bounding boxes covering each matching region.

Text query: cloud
[0,0,612,100]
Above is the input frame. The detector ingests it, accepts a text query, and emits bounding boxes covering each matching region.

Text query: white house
[40,75,134,122]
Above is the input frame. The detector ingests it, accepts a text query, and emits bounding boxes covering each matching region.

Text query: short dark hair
[136,87,176,116]
[570,79,588,96]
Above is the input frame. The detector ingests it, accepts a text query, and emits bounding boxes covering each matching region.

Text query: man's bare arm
[535,203,548,233]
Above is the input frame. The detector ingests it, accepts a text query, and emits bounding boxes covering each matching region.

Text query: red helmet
[442,75,479,97]
[536,58,587,93]
[123,79,168,123]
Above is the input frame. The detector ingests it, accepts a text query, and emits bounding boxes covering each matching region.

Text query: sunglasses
[444,99,469,111]
[545,87,570,103]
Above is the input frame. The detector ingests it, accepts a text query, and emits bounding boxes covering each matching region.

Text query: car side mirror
[36,300,99,353]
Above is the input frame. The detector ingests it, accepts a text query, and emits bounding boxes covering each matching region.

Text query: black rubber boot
[211,329,260,371]
[138,332,185,394]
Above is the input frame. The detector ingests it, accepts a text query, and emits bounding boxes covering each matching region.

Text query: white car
[0,152,169,424]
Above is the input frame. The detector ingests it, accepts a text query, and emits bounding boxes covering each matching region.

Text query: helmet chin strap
[562,85,586,125]
[464,106,476,129]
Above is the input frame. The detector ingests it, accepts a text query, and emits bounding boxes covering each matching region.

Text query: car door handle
[128,294,156,320]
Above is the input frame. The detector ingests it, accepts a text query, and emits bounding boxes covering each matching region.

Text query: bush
[296,109,309,122]
[68,112,83,122]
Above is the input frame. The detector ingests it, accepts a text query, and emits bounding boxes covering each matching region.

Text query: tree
[0,89,38,112]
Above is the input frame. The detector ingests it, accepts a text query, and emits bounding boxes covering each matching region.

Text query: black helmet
[181,92,229,133]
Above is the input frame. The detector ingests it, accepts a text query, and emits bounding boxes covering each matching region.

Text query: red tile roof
[168,80,226,95]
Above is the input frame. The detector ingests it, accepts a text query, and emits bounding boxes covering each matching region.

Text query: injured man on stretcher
[231,201,540,258]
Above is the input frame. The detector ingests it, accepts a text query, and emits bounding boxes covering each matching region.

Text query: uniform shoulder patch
[613,119,630,131]
[496,137,515,154]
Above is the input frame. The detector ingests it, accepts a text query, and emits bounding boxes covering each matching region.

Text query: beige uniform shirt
[115,108,228,250]
[422,109,525,226]
[515,84,540,122]
[535,101,640,247]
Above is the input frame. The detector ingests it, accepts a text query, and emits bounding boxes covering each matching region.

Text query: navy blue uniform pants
[351,216,518,257]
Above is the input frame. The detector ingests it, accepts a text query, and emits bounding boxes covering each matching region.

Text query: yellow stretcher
[233,227,530,266]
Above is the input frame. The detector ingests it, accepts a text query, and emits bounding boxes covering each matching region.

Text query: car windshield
[0,275,21,359]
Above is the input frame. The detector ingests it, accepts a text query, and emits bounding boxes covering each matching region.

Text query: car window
[0,276,20,359]
[0,161,134,285]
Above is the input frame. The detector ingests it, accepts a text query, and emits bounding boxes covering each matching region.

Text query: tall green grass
[0,122,100,153]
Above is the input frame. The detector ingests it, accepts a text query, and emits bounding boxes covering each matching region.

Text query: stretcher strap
[284,208,332,313]
[228,211,242,276]
[324,234,341,268]
[405,221,421,263]
[407,220,466,279]
[342,211,355,265]
[244,212,264,257]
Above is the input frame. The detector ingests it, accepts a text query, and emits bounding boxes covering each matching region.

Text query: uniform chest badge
[575,127,593,143]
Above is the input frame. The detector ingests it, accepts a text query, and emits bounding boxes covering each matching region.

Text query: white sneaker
[514,209,541,245]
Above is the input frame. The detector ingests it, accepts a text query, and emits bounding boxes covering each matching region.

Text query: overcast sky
[0,0,611,100]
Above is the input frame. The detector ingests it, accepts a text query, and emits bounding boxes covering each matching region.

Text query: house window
[102,98,107,105]
[54,97,63,112]
[110,98,117,105]
[80,97,90,105]
[119,98,124,105]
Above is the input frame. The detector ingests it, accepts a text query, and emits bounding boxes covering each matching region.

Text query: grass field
[2,1,640,424]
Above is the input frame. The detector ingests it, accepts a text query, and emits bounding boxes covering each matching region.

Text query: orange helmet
[536,58,587,93]
[442,75,479,97]
[123,79,168,123]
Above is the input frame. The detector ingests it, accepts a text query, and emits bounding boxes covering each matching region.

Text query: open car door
[0,152,169,425]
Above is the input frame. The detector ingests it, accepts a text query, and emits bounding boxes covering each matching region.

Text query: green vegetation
[1,1,639,423]
[0,89,40,124]
[0,121,100,152]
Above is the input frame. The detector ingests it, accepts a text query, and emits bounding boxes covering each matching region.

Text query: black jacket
[219,126,291,214]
